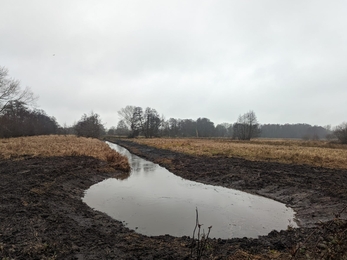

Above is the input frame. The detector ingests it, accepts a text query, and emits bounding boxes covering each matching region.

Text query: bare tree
[115,120,130,136]
[233,110,260,140]
[118,106,145,137]
[142,107,161,138]
[0,66,37,113]
[129,107,143,137]
[167,118,180,137]
[117,105,136,129]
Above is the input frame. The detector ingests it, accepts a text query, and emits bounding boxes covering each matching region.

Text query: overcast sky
[1,0,346,128]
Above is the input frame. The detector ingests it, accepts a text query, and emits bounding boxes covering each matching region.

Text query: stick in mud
[191,207,212,259]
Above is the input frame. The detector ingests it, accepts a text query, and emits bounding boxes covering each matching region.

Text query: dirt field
[1,138,346,259]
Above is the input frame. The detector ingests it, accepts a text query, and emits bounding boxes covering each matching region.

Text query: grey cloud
[1,0,346,127]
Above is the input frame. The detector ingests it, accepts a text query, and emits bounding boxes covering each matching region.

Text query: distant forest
[260,124,329,140]
[111,105,332,140]
[1,66,344,142]
[0,99,333,141]
[0,101,332,140]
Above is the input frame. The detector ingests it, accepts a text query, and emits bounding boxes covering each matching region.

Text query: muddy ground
[1,139,346,259]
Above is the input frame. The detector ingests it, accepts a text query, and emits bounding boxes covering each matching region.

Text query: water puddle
[83,142,297,239]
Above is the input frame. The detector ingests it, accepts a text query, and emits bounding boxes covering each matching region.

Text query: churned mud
[1,139,346,259]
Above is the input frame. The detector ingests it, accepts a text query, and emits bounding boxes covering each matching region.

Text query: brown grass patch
[131,138,347,170]
[0,135,130,172]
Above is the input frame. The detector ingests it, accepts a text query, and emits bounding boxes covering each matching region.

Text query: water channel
[83,142,297,239]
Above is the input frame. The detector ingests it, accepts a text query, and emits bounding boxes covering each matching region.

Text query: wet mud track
[1,140,346,259]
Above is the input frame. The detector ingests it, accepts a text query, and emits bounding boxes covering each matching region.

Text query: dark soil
[1,139,346,259]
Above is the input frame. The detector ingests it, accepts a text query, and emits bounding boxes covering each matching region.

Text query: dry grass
[0,135,130,172]
[131,138,347,170]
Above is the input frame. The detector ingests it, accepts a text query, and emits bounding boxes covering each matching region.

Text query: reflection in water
[118,146,157,175]
[114,170,131,181]
[83,142,297,239]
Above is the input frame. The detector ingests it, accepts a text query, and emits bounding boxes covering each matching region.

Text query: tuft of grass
[0,135,130,172]
[130,138,347,170]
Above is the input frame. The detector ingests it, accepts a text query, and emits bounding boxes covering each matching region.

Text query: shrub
[333,122,347,144]
[74,112,104,138]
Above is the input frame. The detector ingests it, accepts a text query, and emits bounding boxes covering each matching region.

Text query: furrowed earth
[1,139,346,259]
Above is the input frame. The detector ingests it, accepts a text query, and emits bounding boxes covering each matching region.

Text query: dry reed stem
[132,138,347,170]
[0,135,130,172]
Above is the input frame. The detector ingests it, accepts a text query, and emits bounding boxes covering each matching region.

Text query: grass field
[0,135,130,172]
[130,138,347,169]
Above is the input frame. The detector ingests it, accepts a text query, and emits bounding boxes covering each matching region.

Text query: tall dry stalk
[191,208,212,260]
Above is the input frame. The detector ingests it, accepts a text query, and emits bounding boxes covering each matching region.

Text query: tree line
[115,105,261,140]
[0,67,58,138]
[0,101,58,138]
[113,105,334,141]
[260,124,329,140]
[1,66,347,143]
